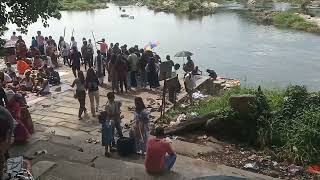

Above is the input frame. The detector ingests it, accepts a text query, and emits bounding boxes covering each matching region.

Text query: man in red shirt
[97,38,108,58]
[145,127,177,173]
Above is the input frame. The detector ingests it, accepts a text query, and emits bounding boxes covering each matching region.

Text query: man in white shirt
[184,72,196,104]
[70,36,77,50]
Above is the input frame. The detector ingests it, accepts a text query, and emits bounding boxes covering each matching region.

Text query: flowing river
[5,3,320,90]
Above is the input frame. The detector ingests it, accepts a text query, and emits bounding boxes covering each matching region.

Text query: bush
[272,12,320,33]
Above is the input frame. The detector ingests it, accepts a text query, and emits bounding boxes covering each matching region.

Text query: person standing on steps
[81,41,90,70]
[97,38,108,58]
[71,71,87,120]
[133,97,150,154]
[70,46,82,78]
[94,50,105,85]
[105,92,123,144]
[86,68,100,117]
[145,126,177,174]
[36,31,45,55]
[70,36,77,50]
[88,39,94,68]
[128,48,139,88]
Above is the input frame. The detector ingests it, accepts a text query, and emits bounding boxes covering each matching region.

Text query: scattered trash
[198,135,208,140]
[49,130,55,135]
[192,91,208,100]
[308,164,320,174]
[248,154,258,161]
[169,120,180,126]
[165,137,173,143]
[272,161,278,166]
[127,106,135,111]
[292,146,298,152]
[244,162,259,171]
[287,164,303,175]
[86,138,99,144]
[146,97,156,105]
[34,150,47,156]
[180,104,187,108]
[190,112,199,118]
[177,114,187,122]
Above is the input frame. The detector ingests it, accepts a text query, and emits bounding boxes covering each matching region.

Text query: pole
[160,73,167,122]
[91,31,98,50]
[63,27,66,39]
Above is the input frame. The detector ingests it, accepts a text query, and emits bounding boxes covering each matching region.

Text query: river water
[5,3,320,90]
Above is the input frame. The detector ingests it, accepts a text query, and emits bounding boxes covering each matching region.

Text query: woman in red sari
[6,91,33,142]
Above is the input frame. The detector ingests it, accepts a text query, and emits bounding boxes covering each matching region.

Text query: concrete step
[24,140,97,164]
[93,157,187,180]
[93,155,275,180]
[37,160,132,180]
[25,135,276,180]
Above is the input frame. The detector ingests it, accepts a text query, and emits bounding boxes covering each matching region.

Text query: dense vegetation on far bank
[167,85,320,165]
[272,12,320,33]
[60,0,108,10]
[133,0,219,14]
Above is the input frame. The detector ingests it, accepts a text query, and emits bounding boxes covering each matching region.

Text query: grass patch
[272,12,320,33]
[60,0,108,11]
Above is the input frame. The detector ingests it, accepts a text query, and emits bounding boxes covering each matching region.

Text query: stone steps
[23,139,276,180]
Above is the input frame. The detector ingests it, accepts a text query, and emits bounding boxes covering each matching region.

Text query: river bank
[251,10,320,33]
[131,0,220,14]
[60,0,108,10]
[164,83,320,178]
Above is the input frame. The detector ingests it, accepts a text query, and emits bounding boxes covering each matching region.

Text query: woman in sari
[6,91,33,142]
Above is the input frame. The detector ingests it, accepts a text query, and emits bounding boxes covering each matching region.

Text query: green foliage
[272,12,320,33]
[139,0,216,14]
[247,85,320,164]
[61,0,108,10]
[0,0,61,33]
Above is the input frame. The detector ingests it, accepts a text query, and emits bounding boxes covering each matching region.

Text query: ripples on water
[5,3,320,90]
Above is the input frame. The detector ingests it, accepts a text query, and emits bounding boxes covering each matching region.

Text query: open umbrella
[144,41,160,51]
[174,51,193,58]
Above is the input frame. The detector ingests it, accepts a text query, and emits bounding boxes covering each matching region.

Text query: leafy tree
[0,0,61,34]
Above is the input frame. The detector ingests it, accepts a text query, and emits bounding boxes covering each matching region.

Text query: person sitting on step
[145,126,177,174]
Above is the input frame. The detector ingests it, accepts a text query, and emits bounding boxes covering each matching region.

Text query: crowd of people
[0,30,210,178]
